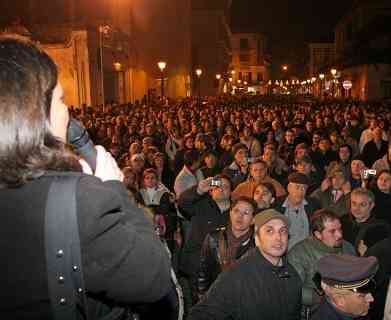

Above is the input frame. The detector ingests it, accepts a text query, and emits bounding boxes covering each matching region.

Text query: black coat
[0,172,171,319]
[197,227,255,295]
[311,299,369,320]
[178,187,229,277]
[365,237,391,320]
[189,249,302,320]
[371,187,391,227]
[341,214,391,251]
[361,140,388,168]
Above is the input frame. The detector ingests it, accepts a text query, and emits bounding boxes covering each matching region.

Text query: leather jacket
[197,226,255,296]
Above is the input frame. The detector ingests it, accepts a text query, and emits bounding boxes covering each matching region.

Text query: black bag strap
[44,175,89,320]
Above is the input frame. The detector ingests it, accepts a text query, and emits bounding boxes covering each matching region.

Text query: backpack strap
[44,175,89,320]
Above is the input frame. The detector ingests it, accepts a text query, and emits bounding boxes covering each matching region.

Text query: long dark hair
[0,35,80,188]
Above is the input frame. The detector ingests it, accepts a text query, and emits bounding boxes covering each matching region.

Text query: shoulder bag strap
[44,175,89,320]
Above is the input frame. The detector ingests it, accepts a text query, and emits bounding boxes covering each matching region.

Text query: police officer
[311,254,378,320]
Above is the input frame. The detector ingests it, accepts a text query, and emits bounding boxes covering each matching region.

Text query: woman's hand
[80,145,124,182]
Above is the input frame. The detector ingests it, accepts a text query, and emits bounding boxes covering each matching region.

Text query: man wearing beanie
[275,172,320,250]
[311,254,378,320]
[188,209,302,320]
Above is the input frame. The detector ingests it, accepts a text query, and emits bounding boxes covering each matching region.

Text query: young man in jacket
[188,209,302,320]
[178,175,232,302]
[197,196,256,297]
[288,209,356,318]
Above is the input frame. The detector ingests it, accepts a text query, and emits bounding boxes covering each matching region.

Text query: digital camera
[362,169,377,179]
[209,179,223,187]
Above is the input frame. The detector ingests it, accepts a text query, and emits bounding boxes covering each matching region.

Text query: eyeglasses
[232,208,253,216]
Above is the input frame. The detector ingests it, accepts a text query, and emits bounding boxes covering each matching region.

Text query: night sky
[231,0,355,77]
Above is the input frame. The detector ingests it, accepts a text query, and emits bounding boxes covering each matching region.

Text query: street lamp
[282,65,288,71]
[319,74,325,98]
[196,68,202,106]
[216,74,221,94]
[331,68,337,97]
[157,61,167,98]
[99,24,111,106]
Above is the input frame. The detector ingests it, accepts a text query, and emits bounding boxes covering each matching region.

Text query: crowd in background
[71,95,391,319]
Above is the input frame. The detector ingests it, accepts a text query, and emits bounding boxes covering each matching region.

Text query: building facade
[333,0,391,100]
[191,0,232,96]
[308,43,336,77]
[230,32,270,94]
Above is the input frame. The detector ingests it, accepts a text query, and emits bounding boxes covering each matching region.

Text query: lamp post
[196,68,202,107]
[319,73,325,98]
[331,68,337,97]
[98,25,110,106]
[216,74,221,94]
[157,61,167,98]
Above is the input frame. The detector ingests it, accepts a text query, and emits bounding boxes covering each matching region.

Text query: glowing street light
[158,61,167,72]
[331,68,337,77]
[113,62,122,72]
[216,74,221,80]
[195,69,203,105]
[282,65,288,71]
[157,61,167,97]
[319,73,325,80]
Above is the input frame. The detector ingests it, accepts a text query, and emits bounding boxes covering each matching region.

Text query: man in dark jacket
[178,175,232,299]
[365,237,391,320]
[341,188,391,255]
[188,209,302,320]
[197,197,256,297]
[311,254,378,320]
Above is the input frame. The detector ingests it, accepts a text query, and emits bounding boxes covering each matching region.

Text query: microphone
[67,117,97,171]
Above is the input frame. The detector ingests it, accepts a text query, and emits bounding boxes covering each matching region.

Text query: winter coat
[0,172,171,319]
[197,227,255,296]
[288,237,355,307]
[177,187,229,278]
[188,249,302,320]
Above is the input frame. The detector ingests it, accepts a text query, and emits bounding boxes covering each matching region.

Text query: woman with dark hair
[252,182,277,210]
[0,35,170,319]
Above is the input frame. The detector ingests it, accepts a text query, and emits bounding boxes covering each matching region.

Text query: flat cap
[254,209,289,229]
[317,254,378,290]
[288,172,309,185]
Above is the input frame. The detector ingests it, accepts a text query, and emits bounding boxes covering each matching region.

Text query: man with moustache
[188,209,302,320]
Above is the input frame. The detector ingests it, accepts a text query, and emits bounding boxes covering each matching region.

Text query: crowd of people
[70,95,391,319]
[2,34,391,320]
